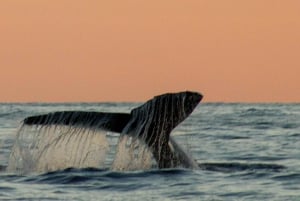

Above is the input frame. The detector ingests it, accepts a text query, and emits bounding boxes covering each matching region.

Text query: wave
[0,109,25,119]
[198,162,286,173]
[0,162,286,184]
[239,107,292,117]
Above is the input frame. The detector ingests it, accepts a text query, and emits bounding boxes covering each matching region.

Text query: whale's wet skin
[0,98,300,200]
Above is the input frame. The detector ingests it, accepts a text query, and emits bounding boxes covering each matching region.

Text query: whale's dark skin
[23,91,203,169]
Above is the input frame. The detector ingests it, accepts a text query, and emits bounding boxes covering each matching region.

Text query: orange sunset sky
[1,1,299,102]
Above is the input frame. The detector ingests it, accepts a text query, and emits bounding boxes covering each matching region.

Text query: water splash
[6,123,157,174]
[112,135,154,171]
[7,125,110,174]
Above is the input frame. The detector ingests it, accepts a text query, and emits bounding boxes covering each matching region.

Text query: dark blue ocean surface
[0,103,299,201]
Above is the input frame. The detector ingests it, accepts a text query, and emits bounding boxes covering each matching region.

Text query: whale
[24,91,203,169]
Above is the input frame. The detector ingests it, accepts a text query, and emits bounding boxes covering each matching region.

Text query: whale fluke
[23,91,203,169]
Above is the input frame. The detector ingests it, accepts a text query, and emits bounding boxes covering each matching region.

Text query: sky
[1,0,299,102]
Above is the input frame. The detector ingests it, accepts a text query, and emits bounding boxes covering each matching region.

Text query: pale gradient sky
[1,1,299,102]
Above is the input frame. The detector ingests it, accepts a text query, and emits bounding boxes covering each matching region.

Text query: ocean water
[0,102,299,201]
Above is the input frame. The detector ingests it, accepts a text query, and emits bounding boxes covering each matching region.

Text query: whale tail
[23,91,203,168]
